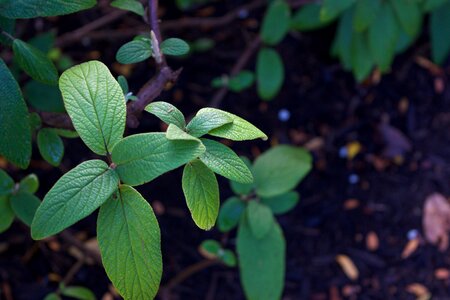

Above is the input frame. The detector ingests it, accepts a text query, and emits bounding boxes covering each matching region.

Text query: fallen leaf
[405,283,431,300]
[434,268,450,280]
[336,254,359,281]
[423,193,450,251]
[401,238,420,259]
[366,231,379,251]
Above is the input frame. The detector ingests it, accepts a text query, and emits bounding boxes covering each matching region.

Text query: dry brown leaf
[336,254,359,281]
[423,193,450,251]
[401,238,420,259]
[366,231,379,251]
[434,268,450,280]
[406,283,431,300]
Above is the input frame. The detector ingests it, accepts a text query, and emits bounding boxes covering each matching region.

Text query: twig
[162,259,219,291]
[59,231,102,263]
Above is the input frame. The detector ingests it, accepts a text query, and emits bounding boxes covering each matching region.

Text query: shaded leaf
[37,128,64,166]
[116,40,152,64]
[256,47,284,101]
[24,80,65,113]
[10,192,40,226]
[0,0,96,18]
[260,0,291,46]
[320,0,356,22]
[352,0,381,32]
[430,2,450,64]
[18,174,39,194]
[0,196,14,233]
[391,0,422,38]
[261,191,299,215]
[0,169,14,197]
[228,71,255,92]
[246,201,274,239]
[161,38,190,56]
[291,4,331,31]
[218,196,246,232]
[111,0,144,16]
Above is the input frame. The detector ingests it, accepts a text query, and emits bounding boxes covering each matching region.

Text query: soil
[2,1,450,300]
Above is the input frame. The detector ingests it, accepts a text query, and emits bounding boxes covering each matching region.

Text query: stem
[0,28,14,43]
[162,259,219,291]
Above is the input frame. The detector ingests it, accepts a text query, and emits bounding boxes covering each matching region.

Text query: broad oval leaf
[199,139,253,183]
[199,239,221,259]
[18,174,39,194]
[237,216,285,300]
[253,145,312,198]
[218,196,246,232]
[182,159,219,230]
[290,4,331,31]
[0,0,96,18]
[0,196,14,233]
[12,39,58,85]
[161,38,190,56]
[186,109,233,138]
[166,124,199,141]
[197,108,267,141]
[10,192,40,226]
[0,169,14,197]
[261,191,299,215]
[256,47,284,101]
[145,101,186,129]
[351,31,374,82]
[116,40,152,64]
[61,286,95,300]
[37,128,64,166]
[0,59,31,168]
[260,0,291,46]
[31,160,119,239]
[59,60,126,155]
[430,2,450,64]
[352,0,381,32]
[98,185,162,300]
[228,70,255,92]
[111,0,144,16]
[246,201,274,239]
[112,133,205,186]
[230,156,255,196]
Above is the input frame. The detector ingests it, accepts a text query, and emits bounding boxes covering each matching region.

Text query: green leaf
[166,123,199,141]
[320,0,356,22]
[230,157,254,196]
[112,133,205,186]
[0,0,96,18]
[0,196,14,233]
[199,239,221,258]
[228,71,255,92]
[145,101,186,129]
[24,81,65,112]
[186,109,233,138]
[161,38,190,56]
[10,192,40,226]
[221,250,237,267]
[31,160,119,239]
[111,0,144,16]
[331,9,353,70]
[50,128,79,138]
[59,60,126,155]
[256,47,284,101]
[197,108,267,141]
[29,112,42,132]
[430,2,450,64]
[12,39,58,84]
[0,169,14,197]
[199,139,253,183]
[116,40,152,64]
[246,201,274,239]
[0,59,31,169]
[37,128,64,166]
[391,0,422,38]
[182,159,219,230]
[237,215,285,300]
[0,16,15,45]
[18,174,39,194]
[351,31,374,82]
[97,185,162,300]
[253,145,312,198]
[218,196,246,232]
[43,293,60,300]
[28,31,55,53]
[352,0,381,32]
[290,4,331,31]
[260,0,291,46]
[424,0,448,11]
[117,75,128,94]
[261,191,299,215]
[61,286,96,300]
[368,3,400,72]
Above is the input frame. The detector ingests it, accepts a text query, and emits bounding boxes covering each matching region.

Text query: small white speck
[348,174,359,184]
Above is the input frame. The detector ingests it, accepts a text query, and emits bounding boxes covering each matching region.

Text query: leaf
[256,47,284,101]
[61,286,96,300]
[261,191,299,215]
[218,197,245,232]
[37,128,64,166]
[199,239,221,259]
[352,0,381,32]
[351,31,374,82]
[97,185,162,300]
[335,254,359,280]
[10,192,40,226]
[290,4,331,31]
[28,31,55,53]
[186,109,233,137]
[0,196,14,233]
[161,38,190,56]
[12,39,58,84]
[59,61,126,155]
[166,124,199,141]
[111,0,144,16]
[43,293,60,300]
[230,157,255,195]
[31,160,119,239]
[117,75,128,94]
[112,133,205,186]
[50,128,79,138]
[197,108,267,141]
[430,2,450,64]
[246,201,274,239]
[29,112,42,132]
[0,0,96,18]
[116,40,152,64]
[237,215,285,300]
[199,139,253,183]
[24,81,65,113]
[18,174,39,194]
[228,71,255,92]
[260,0,291,46]
[253,145,312,197]
[0,59,31,168]
[320,0,356,22]
[0,16,15,45]
[221,250,237,267]
[391,0,422,38]
[331,8,353,70]
[0,169,14,197]
[182,159,219,230]
[424,0,448,11]
[368,3,400,72]
[145,101,186,129]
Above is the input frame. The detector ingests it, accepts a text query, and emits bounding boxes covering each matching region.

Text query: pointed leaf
[391,0,422,38]
[182,159,219,230]
[10,192,40,226]
[18,174,39,194]
[112,133,205,186]
[290,4,331,31]
[37,128,64,166]
[111,0,144,16]
[0,0,96,18]
[430,2,450,64]
[351,31,374,82]
[260,0,291,46]
[0,169,14,197]
[246,201,274,239]
[116,40,152,64]
[352,0,381,32]
[186,110,233,137]
[98,185,162,300]
[256,47,284,101]
[61,286,96,300]
[161,38,190,56]
[199,239,222,259]
[31,160,119,239]
[199,139,253,183]
[59,61,126,155]
[320,0,356,22]
[331,9,353,70]
[0,196,14,233]
[145,101,186,128]
[218,196,246,232]
[261,191,299,215]
[228,70,254,92]
[166,123,199,141]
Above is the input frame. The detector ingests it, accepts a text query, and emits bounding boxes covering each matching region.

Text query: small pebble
[278,109,291,122]
[348,174,359,184]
